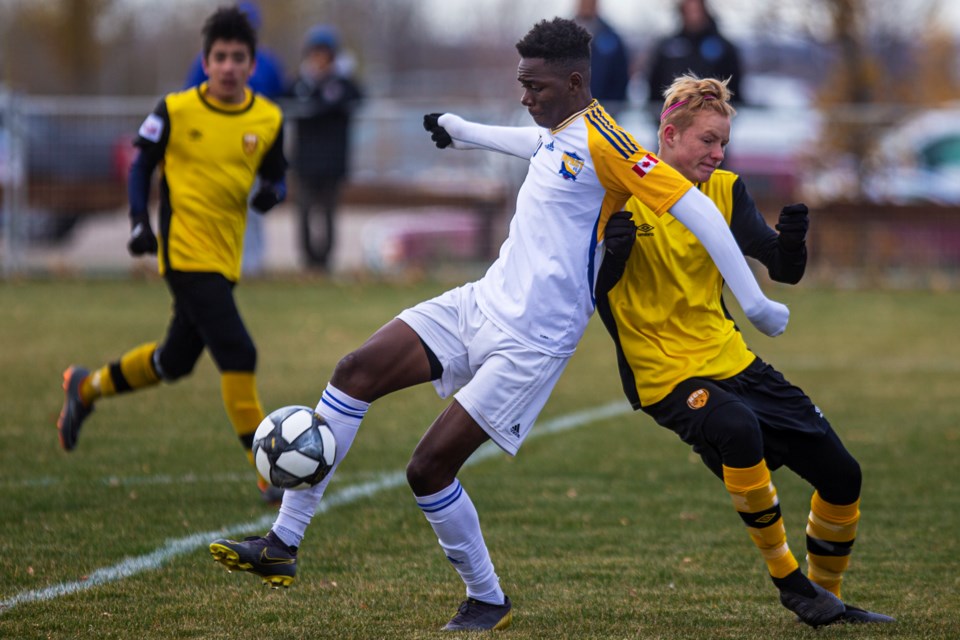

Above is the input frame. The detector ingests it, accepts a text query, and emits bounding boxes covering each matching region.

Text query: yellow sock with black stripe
[220,371,265,467]
[80,342,160,405]
[723,460,799,579]
[806,491,859,597]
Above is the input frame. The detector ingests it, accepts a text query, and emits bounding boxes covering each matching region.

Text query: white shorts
[397,282,570,456]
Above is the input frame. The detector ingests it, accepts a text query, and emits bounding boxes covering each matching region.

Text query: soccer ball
[253,406,337,490]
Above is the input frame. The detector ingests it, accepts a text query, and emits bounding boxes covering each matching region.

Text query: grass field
[1,277,958,639]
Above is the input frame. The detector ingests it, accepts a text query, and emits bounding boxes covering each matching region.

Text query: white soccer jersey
[474,100,691,357]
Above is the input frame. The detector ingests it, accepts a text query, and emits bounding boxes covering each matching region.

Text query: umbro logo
[755,513,777,524]
[637,223,654,237]
[510,423,521,437]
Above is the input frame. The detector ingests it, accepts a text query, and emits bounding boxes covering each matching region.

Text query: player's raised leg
[210,319,433,580]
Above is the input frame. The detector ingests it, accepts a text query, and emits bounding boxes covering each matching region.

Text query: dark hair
[515,17,592,69]
[202,6,257,59]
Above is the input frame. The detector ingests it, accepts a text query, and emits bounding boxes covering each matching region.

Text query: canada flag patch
[632,153,660,177]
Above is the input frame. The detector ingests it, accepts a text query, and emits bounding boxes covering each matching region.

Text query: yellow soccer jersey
[133,84,285,281]
[603,169,757,407]
[475,100,692,357]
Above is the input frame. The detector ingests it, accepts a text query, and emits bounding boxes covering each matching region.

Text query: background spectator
[574,0,630,115]
[286,24,363,272]
[647,0,744,108]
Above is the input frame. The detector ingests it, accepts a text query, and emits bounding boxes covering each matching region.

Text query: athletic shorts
[643,357,831,474]
[397,282,570,456]
[161,270,255,374]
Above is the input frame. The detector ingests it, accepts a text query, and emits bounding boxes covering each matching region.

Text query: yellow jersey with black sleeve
[600,169,757,408]
[133,83,285,282]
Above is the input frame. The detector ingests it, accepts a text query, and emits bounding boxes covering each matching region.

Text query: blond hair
[657,74,736,143]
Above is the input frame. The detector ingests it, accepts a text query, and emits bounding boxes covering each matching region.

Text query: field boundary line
[0,401,630,614]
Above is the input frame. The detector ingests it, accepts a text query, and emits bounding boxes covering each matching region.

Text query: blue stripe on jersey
[417,480,463,513]
[585,111,638,160]
[320,389,367,419]
[589,108,640,155]
[588,212,601,308]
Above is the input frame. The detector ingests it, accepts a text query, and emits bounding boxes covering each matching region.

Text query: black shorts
[158,270,256,375]
[643,357,831,472]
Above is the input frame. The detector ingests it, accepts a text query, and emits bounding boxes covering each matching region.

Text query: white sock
[416,479,505,605]
[273,384,368,548]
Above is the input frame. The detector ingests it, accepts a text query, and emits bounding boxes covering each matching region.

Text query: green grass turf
[0,277,958,639]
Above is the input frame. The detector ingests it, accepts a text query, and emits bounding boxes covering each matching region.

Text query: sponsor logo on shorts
[510,423,521,437]
[686,388,709,409]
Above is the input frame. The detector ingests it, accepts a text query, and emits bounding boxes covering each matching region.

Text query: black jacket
[647,22,744,105]
[286,73,363,179]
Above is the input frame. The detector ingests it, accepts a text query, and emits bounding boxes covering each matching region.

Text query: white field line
[0,400,630,614]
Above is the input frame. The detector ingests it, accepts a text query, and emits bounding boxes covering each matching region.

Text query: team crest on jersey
[559,151,585,181]
[242,132,259,155]
[686,388,709,409]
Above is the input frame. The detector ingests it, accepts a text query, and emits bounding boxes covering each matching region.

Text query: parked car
[1,96,144,243]
[866,107,960,205]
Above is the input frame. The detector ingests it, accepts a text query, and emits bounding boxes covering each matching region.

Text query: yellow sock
[221,371,265,462]
[80,342,160,405]
[806,492,859,597]
[723,460,799,579]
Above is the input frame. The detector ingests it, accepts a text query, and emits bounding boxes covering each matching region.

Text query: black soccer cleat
[443,595,513,631]
[57,366,93,451]
[209,532,297,588]
[834,604,896,624]
[779,580,846,627]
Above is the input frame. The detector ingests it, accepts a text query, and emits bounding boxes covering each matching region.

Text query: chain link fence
[2,93,959,287]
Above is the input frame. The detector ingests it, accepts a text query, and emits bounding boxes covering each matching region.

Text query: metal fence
[2,92,960,287]
[0,93,522,277]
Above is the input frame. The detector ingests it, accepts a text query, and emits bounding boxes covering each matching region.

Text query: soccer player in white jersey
[209,17,788,631]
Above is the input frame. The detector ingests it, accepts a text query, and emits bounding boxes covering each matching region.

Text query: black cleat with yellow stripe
[209,531,297,588]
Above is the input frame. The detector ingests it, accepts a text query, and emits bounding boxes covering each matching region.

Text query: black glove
[775,203,809,253]
[423,113,452,149]
[251,179,286,214]
[604,211,637,265]
[127,210,158,256]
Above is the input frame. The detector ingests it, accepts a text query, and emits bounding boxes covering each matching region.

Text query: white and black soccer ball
[253,406,337,490]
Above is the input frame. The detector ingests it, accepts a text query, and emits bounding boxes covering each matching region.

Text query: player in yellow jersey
[596,75,894,626]
[209,19,791,631]
[57,7,288,504]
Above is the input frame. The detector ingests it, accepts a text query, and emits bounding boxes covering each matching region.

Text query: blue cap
[304,24,339,53]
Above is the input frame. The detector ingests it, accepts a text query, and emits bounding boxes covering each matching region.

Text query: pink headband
[660,94,718,122]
